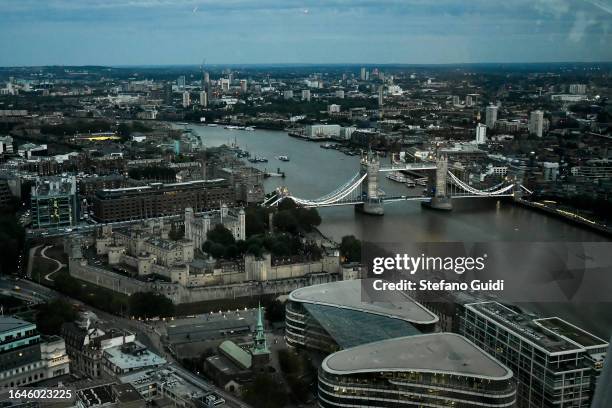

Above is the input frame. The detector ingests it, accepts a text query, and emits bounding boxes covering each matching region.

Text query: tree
[128,292,174,318]
[245,207,268,237]
[241,374,288,408]
[273,211,299,234]
[340,235,362,263]
[206,224,236,247]
[0,215,24,276]
[36,299,78,335]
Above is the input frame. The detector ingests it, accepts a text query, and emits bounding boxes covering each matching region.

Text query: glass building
[286,280,438,353]
[461,302,608,408]
[318,333,517,408]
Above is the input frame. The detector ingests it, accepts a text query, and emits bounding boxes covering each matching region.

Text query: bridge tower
[357,152,384,215]
[423,156,453,210]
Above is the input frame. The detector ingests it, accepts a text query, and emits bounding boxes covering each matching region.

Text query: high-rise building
[452,95,460,106]
[378,85,384,107]
[176,75,186,89]
[475,123,487,144]
[360,67,366,81]
[301,89,311,102]
[203,71,210,85]
[0,316,70,388]
[220,78,230,91]
[164,82,173,105]
[31,176,78,229]
[569,83,587,95]
[239,79,247,93]
[461,301,608,408]
[486,104,498,129]
[182,91,190,108]
[529,110,544,137]
[466,93,479,107]
[318,333,517,408]
[199,90,208,107]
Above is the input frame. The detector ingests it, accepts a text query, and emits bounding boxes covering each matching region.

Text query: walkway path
[41,245,66,281]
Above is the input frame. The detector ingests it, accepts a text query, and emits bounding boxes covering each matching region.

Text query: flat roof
[0,316,36,334]
[466,302,608,355]
[322,333,512,380]
[288,279,438,325]
[104,341,166,370]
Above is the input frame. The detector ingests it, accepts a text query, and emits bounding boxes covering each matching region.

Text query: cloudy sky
[1,0,611,66]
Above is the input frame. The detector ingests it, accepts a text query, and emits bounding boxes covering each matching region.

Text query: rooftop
[0,316,36,334]
[219,340,252,370]
[103,341,166,371]
[322,333,512,380]
[288,279,438,325]
[467,302,608,354]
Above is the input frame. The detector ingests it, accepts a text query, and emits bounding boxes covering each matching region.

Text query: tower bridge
[265,152,531,215]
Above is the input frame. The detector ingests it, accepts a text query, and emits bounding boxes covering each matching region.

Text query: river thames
[186,124,612,339]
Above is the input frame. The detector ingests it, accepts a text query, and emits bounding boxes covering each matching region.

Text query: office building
[283,90,294,100]
[199,90,208,107]
[176,75,186,89]
[103,341,166,376]
[31,176,78,229]
[120,368,225,407]
[221,78,230,91]
[360,67,366,81]
[486,104,498,129]
[461,301,608,408]
[569,84,587,95]
[452,95,461,106]
[0,135,13,154]
[334,90,344,99]
[529,110,544,137]
[318,333,517,408]
[239,79,247,93]
[61,322,137,378]
[203,71,210,85]
[301,89,311,102]
[0,316,70,388]
[182,91,190,108]
[286,280,438,353]
[475,123,487,144]
[378,85,384,107]
[466,93,479,107]
[92,179,235,222]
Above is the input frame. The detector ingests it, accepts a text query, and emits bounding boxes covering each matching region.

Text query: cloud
[569,11,598,42]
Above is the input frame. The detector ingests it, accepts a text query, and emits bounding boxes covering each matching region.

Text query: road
[0,275,251,408]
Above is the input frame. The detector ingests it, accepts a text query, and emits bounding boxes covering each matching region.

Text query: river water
[186,124,612,339]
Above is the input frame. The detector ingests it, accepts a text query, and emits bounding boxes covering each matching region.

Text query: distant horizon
[2,60,612,70]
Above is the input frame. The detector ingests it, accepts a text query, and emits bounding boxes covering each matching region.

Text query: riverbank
[514,198,612,237]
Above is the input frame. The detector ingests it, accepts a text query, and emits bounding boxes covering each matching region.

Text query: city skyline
[1,0,612,66]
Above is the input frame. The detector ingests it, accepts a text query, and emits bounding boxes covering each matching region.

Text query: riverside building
[461,301,608,408]
[285,279,438,353]
[318,333,517,408]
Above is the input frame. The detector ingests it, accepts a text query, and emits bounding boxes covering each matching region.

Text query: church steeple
[251,303,269,355]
